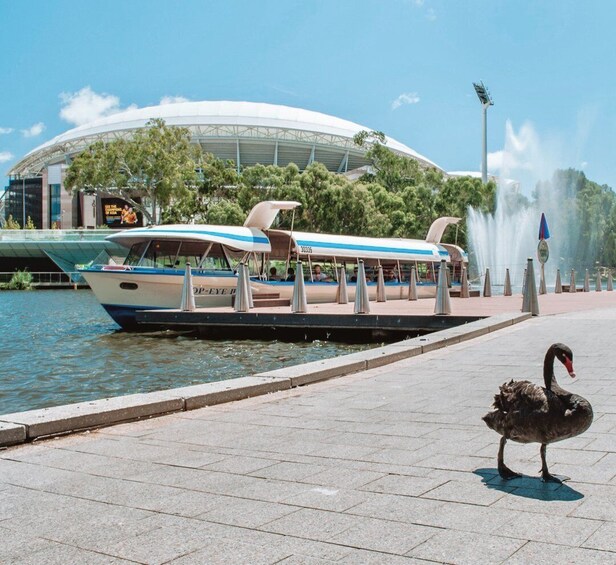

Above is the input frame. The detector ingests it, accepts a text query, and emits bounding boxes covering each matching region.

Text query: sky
[1,0,615,193]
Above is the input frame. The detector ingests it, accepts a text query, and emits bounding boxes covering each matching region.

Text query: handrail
[0,271,85,284]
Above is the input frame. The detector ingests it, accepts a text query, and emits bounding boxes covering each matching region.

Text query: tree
[65,119,199,224]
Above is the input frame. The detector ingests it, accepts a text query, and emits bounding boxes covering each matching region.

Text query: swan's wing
[493,380,549,414]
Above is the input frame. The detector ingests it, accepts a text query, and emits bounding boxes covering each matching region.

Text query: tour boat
[80,201,467,328]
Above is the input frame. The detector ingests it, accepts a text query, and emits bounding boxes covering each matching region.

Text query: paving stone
[283,486,372,512]
[420,479,513,505]
[166,537,294,564]
[570,493,616,521]
[196,496,299,528]
[503,541,614,564]
[407,529,526,564]
[0,421,26,447]
[249,461,329,481]
[328,516,439,554]
[359,473,447,497]
[581,522,616,552]
[260,507,362,541]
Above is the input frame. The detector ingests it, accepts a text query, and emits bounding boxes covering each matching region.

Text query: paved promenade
[1,307,615,563]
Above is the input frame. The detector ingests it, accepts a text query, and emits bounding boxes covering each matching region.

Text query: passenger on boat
[269,267,280,281]
[350,267,358,282]
[285,268,295,281]
[313,264,331,281]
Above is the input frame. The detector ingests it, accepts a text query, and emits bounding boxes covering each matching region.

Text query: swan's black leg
[498,436,521,479]
[540,443,570,483]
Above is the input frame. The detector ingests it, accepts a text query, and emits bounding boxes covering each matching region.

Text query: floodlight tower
[473,81,493,184]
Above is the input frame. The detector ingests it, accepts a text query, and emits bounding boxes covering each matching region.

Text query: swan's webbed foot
[541,470,570,483]
[498,465,522,480]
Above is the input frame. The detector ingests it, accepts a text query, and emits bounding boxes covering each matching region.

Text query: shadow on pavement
[473,468,584,501]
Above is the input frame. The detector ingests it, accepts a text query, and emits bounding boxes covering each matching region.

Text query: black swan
[482,343,593,482]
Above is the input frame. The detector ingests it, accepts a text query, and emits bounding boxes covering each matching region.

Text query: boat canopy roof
[106,224,272,253]
[425,216,461,244]
[286,230,448,262]
[243,200,301,230]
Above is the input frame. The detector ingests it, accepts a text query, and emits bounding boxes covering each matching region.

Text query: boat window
[124,241,149,266]
[175,241,211,269]
[140,240,181,269]
[198,243,232,272]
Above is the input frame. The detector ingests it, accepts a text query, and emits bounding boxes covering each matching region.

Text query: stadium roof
[9,101,441,176]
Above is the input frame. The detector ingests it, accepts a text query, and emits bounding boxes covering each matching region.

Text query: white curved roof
[11,101,440,175]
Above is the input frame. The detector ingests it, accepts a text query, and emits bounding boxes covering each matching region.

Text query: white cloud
[21,122,45,138]
[59,86,136,126]
[391,92,420,110]
[425,7,437,20]
[0,127,13,135]
[0,151,14,163]
[580,161,588,169]
[159,95,190,105]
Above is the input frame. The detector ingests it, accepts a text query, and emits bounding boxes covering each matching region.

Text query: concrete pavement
[1,306,615,564]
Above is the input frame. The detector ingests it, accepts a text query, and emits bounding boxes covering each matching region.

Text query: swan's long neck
[543,347,556,390]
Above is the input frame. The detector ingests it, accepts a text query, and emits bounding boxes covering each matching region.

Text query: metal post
[554,269,562,294]
[539,263,547,295]
[460,266,470,298]
[608,271,614,292]
[481,105,488,184]
[180,262,196,311]
[408,265,418,301]
[503,268,512,296]
[596,270,602,292]
[354,260,370,314]
[483,268,492,297]
[336,266,348,304]
[583,269,590,292]
[291,260,307,313]
[234,263,249,312]
[434,259,452,315]
[521,257,540,316]
[376,265,386,302]
[569,269,576,293]
[243,263,253,308]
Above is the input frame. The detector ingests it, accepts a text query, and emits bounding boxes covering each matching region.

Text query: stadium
[3,100,441,230]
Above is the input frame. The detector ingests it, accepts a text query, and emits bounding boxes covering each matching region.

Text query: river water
[0,290,370,415]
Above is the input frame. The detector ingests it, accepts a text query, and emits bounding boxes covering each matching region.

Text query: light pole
[473,81,493,184]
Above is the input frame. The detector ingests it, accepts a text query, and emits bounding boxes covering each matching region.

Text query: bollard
[555,269,562,294]
[483,268,492,297]
[291,260,307,313]
[521,257,540,316]
[539,264,547,295]
[408,265,418,301]
[376,265,387,302]
[336,266,349,304]
[503,268,512,296]
[354,260,370,314]
[583,269,590,292]
[608,271,614,292]
[522,268,528,298]
[234,262,249,312]
[243,263,254,308]
[434,259,452,315]
[596,271,602,292]
[569,269,576,293]
[460,266,470,298]
[180,262,196,311]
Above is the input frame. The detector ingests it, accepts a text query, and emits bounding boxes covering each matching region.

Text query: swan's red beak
[564,357,576,378]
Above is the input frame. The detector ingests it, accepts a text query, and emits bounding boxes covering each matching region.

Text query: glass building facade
[5,177,43,228]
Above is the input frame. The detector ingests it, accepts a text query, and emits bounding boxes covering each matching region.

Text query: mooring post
[354,260,370,314]
[376,265,387,302]
[336,265,348,304]
[460,266,470,298]
[291,260,307,313]
[608,271,614,292]
[584,269,590,292]
[180,262,196,312]
[555,269,562,293]
[434,259,451,315]
[596,270,602,292]
[243,263,254,308]
[503,268,512,296]
[408,265,418,300]
[569,269,576,293]
[521,257,540,316]
[483,268,492,297]
[234,262,249,312]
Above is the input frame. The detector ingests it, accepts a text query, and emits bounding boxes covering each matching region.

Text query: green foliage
[65,119,198,224]
[4,215,21,229]
[6,270,33,290]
